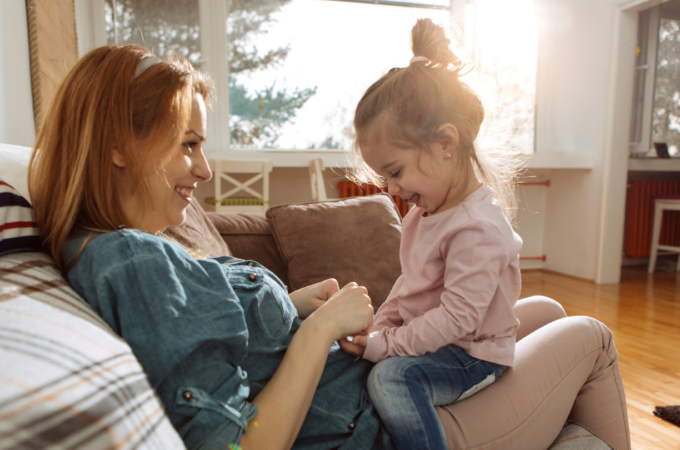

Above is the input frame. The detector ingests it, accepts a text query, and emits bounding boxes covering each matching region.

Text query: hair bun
[410,18,462,72]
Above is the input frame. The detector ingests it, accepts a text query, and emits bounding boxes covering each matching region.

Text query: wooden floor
[521,265,680,450]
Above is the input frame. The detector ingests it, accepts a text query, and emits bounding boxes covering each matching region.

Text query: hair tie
[410,56,429,65]
[135,56,162,79]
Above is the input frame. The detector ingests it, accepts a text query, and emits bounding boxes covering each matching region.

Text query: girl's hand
[289,278,340,319]
[306,282,374,344]
[338,335,367,357]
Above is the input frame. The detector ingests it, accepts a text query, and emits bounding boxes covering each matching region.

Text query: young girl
[341,19,523,450]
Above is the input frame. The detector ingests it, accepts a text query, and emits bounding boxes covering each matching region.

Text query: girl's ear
[111,148,127,168]
[436,123,460,156]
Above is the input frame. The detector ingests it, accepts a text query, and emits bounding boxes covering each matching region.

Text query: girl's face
[361,141,458,216]
[115,93,212,233]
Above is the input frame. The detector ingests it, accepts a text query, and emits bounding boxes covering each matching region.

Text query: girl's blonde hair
[349,18,519,219]
[28,45,215,271]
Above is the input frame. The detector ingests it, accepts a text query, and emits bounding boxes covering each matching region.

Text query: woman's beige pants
[436,296,631,450]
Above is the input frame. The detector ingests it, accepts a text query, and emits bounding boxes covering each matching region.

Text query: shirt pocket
[230,269,294,341]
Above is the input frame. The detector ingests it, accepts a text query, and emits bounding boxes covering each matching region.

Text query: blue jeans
[367,345,505,450]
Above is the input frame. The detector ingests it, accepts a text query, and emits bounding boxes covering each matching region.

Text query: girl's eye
[390,170,401,178]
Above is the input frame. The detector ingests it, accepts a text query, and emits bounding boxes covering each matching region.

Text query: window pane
[227,0,449,150]
[652,17,680,156]
[104,0,202,65]
[472,0,538,154]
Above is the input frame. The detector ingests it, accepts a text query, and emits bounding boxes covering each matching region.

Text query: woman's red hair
[28,45,214,271]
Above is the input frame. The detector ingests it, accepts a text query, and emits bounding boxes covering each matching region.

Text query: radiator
[337,180,409,217]
[625,180,680,258]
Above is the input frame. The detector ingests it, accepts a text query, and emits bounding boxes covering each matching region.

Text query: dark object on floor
[654,405,680,427]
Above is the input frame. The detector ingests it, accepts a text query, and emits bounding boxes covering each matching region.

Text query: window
[469,0,538,155]
[100,0,539,158]
[104,0,202,65]
[630,0,680,157]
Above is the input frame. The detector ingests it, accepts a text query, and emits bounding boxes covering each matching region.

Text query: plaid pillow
[0,181,39,256]
[0,251,186,449]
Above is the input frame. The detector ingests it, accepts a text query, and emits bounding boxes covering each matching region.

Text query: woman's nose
[193,152,212,182]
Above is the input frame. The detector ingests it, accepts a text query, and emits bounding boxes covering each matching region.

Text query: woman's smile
[174,185,195,203]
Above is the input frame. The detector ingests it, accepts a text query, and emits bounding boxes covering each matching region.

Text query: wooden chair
[309,157,332,202]
[648,195,680,273]
[210,159,273,213]
[309,158,328,202]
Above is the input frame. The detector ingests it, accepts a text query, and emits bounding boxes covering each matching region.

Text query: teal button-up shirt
[66,229,391,450]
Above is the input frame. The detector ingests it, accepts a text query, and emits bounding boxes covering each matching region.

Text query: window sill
[524,152,593,170]
[207,149,350,168]
[208,149,595,170]
[628,157,680,171]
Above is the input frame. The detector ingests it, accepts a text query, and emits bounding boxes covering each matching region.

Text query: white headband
[135,56,162,79]
[410,56,429,65]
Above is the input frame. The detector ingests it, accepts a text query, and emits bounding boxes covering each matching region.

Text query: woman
[28,45,630,450]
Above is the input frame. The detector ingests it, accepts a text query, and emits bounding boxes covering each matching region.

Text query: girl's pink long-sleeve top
[363,185,523,367]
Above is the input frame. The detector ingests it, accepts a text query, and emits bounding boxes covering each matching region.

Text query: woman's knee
[514,295,567,341]
[569,316,618,365]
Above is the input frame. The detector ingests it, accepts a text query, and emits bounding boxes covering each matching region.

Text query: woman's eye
[182,142,197,154]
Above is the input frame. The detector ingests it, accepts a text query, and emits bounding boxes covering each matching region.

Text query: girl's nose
[387,182,400,196]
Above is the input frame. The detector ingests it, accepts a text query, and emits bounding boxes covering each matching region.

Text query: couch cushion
[165,201,231,257]
[0,144,32,201]
[0,251,186,449]
[548,422,614,449]
[208,212,290,288]
[266,194,402,309]
[0,181,40,256]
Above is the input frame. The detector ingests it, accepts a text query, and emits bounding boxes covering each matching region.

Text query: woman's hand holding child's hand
[305,282,374,345]
[289,278,340,319]
[339,334,367,358]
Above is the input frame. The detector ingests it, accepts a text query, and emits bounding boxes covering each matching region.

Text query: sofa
[0,144,612,449]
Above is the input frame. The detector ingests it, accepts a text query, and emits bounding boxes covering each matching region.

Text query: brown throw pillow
[266,194,402,310]
[165,201,231,257]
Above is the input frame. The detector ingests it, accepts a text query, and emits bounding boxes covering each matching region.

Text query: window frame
[629,3,680,155]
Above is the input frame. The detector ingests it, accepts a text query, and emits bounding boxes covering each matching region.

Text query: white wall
[515,171,550,271]
[0,0,35,147]
[534,0,620,280]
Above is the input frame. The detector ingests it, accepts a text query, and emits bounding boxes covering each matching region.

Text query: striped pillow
[0,181,39,256]
[0,251,186,449]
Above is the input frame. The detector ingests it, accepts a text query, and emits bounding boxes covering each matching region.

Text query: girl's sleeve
[85,235,257,449]
[363,220,511,363]
[372,275,405,332]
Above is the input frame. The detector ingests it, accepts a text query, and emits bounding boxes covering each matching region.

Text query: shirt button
[248,273,257,281]
[182,390,193,400]
[348,422,355,431]
[248,262,254,267]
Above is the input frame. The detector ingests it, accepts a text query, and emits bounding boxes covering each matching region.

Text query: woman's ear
[436,123,460,157]
[111,148,127,168]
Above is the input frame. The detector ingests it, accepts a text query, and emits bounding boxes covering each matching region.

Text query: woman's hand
[289,279,340,319]
[338,334,367,357]
[306,282,375,344]
[241,282,373,450]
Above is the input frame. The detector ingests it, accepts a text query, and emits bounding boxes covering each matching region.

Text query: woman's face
[116,93,212,233]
